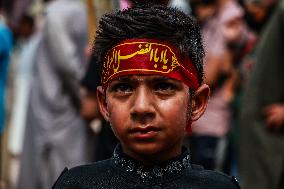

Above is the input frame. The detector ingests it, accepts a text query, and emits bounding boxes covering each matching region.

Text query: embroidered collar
[112,144,191,181]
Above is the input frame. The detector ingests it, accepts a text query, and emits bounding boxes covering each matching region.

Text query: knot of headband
[101,38,199,90]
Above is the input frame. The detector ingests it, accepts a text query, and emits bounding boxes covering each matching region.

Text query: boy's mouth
[130,126,161,139]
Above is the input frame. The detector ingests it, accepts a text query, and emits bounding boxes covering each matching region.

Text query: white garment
[17,1,93,189]
[8,34,41,155]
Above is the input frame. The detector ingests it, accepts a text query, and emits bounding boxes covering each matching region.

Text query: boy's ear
[97,86,110,122]
[190,84,210,121]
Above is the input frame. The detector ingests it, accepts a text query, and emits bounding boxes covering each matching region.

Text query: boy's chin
[122,142,181,163]
[125,142,163,154]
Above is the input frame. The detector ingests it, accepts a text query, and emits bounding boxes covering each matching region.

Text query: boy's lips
[129,126,161,139]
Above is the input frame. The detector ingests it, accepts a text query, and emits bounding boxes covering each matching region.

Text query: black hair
[92,4,205,84]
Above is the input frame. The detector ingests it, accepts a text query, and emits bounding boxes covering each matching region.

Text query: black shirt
[53,144,241,189]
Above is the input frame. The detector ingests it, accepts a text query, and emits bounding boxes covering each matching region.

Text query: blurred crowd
[0,0,283,189]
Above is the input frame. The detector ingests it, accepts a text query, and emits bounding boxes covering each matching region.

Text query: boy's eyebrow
[148,76,175,82]
[116,76,131,82]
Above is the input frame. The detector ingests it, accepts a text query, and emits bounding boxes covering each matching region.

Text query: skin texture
[97,75,209,166]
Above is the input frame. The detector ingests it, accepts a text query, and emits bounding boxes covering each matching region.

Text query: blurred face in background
[244,0,277,33]
[223,16,244,44]
[246,1,267,23]
[195,3,217,24]
[191,0,218,25]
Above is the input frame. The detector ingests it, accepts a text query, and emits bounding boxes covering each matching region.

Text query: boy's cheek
[107,104,129,125]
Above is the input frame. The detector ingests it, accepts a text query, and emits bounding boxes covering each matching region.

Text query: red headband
[101,39,199,90]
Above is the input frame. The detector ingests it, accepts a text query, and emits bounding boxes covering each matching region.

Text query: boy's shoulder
[52,159,115,189]
[185,164,241,189]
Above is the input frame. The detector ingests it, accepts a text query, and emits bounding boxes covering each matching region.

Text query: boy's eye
[111,83,133,94]
[153,82,178,94]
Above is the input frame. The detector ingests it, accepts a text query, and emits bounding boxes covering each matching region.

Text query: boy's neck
[121,145,183,167]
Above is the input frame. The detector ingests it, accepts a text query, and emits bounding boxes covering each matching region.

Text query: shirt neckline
[111,144,192,183]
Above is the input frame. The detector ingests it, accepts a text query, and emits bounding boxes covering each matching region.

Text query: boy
[53,3,240,189]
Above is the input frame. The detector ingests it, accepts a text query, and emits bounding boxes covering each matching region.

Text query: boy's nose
[130,86,156,123]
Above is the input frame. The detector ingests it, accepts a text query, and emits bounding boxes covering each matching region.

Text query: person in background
[191,0,218,26]
[239,0,284,188]
[0,5,13,189]
[0,4,13,137]
[17,1,93,189]
[80,56,118,162]
[6,13,39,188]
[8,14,36,155]
[244,0,277,35]
[190,0,245,171]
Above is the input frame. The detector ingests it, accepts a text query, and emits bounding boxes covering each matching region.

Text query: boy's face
[97,75,209,163]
